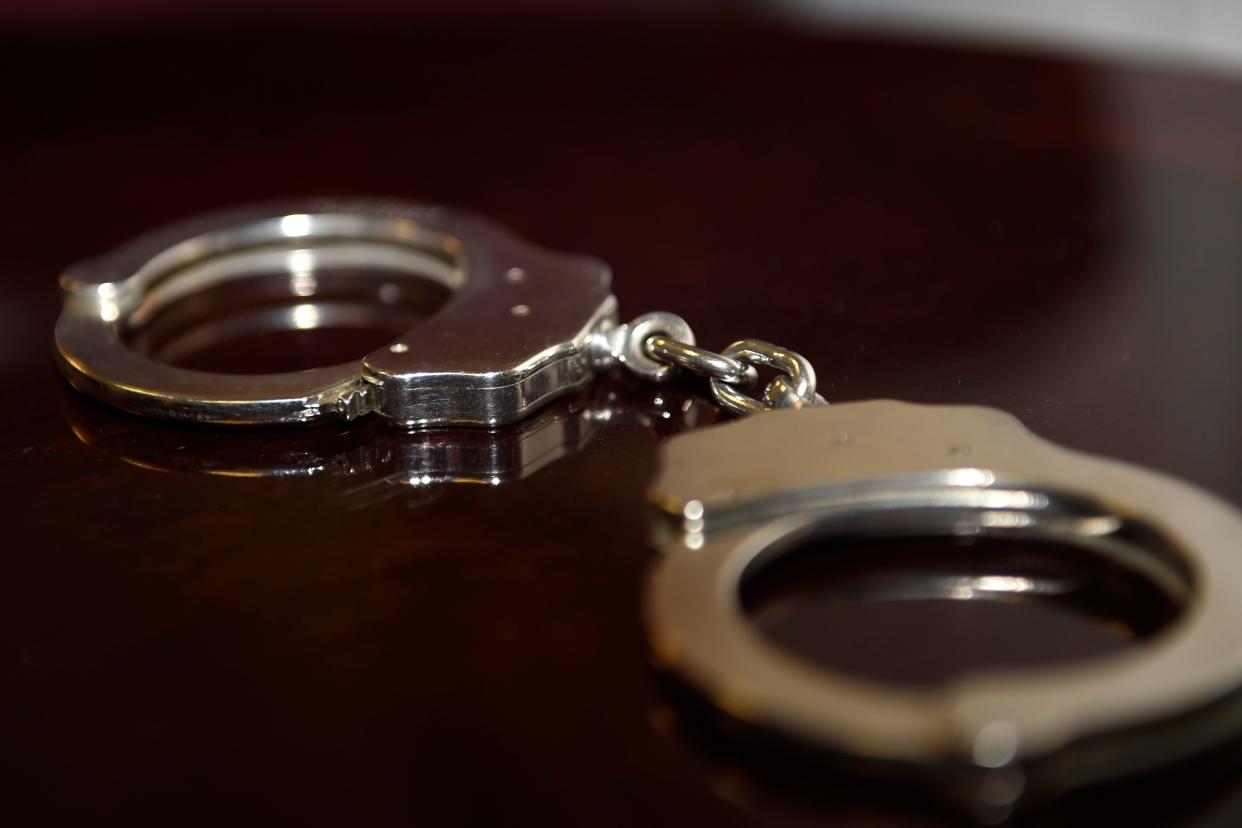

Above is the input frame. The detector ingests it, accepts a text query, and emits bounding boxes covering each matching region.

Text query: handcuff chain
[599,311,827,417]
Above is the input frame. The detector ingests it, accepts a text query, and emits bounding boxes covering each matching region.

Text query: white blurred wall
[773,0,1242,73]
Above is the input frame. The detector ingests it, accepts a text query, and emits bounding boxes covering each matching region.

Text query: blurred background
[7,0,1242,70]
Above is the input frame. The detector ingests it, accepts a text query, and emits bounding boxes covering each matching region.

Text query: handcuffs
[55,199,1242,817]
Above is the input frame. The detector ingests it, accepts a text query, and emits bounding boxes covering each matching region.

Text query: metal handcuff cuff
[55,199,1242,816]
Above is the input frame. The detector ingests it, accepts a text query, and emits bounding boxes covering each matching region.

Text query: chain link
[603,311,826,416]
[644,336,757,386]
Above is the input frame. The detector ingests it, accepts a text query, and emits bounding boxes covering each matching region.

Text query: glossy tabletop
[3,11,1242,826]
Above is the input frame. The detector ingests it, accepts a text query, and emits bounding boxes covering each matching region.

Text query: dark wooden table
[4,11,1242,826]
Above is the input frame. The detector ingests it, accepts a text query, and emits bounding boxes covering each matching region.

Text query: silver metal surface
[615,319,825,416]
[707,338,826,416]
[64,381,714,488]
[55,199,617,427]
[55,200,834,427]
[645,335,758,386]
[611,311,697,383]
[645,401,1242,815]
